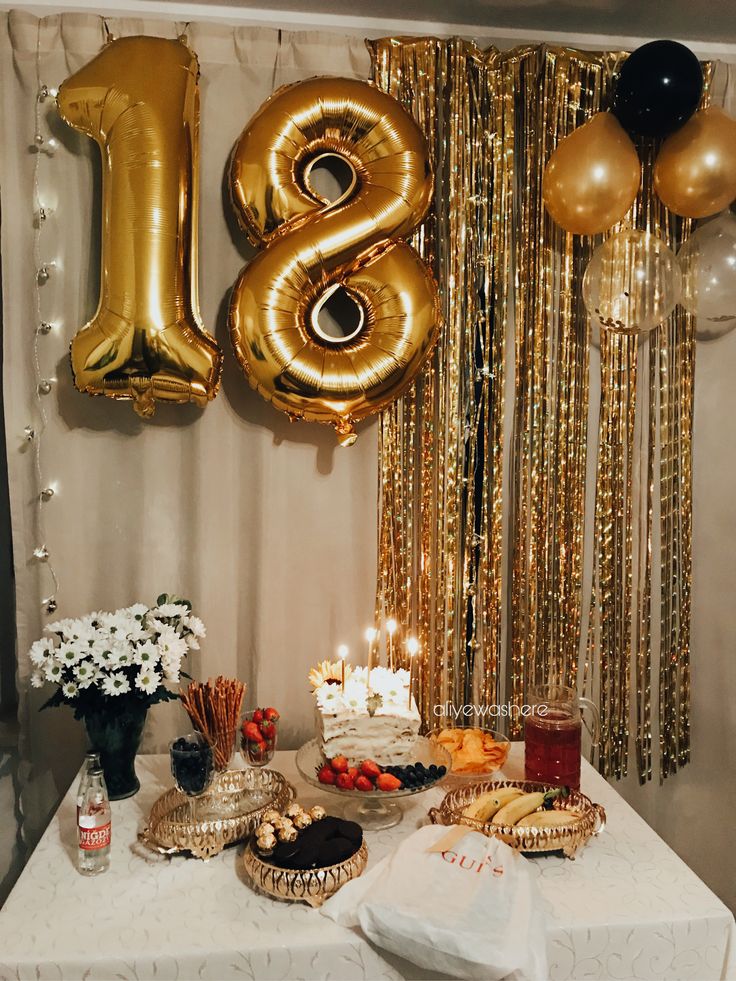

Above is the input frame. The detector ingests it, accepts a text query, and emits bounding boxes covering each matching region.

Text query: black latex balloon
[613,40,703,138]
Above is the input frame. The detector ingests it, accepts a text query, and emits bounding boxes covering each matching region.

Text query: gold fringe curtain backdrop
[371,38,703,783]
[587,69,710,781]
[370,39,511,721]
[509,48,624,736]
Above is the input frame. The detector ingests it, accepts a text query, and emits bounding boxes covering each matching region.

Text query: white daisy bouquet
[28,594,205,719]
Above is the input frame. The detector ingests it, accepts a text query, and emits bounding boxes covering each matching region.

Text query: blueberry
[438,765,447,777]
[428,764,438,775]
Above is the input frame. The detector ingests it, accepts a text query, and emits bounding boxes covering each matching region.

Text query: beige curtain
[0,10,375,842]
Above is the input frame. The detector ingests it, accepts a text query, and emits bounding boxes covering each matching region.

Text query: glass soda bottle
[77,766,111,875]
[76,751,101,822]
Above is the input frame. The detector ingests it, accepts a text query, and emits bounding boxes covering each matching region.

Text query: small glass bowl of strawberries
[241,707,279,793]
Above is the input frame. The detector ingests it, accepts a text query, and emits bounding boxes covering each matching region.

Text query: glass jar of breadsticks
[180,677,246,772]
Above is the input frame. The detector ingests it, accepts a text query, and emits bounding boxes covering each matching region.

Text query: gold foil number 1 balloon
[57,36,222,417]
[228,76,441,444]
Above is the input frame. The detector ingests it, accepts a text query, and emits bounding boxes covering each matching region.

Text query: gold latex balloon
[542,112,641,235]
[583,229,682,334]
[57,36,222,418]
[228,76,440,444]
[654,107,736,219]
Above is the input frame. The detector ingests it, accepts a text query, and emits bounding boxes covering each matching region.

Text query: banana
[463,786,524,822]
[492,786,569,826]
[492,792,546,826]
[516,808,583,829]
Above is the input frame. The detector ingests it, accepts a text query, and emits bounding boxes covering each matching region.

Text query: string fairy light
[28,21,60,616]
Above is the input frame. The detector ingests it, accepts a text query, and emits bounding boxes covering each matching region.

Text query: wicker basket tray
[429,779,605,859]
[140,768,295,859]
[243,839,368,907]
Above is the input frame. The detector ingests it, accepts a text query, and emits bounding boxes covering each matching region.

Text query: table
[0,745,733,981]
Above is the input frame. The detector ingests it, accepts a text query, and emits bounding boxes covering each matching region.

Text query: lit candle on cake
[364,627,377,691]
[406,637,419,708]
[386,618,398,670]
[337,644,348,690]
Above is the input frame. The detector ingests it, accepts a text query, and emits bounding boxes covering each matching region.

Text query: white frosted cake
[310,664,421,765]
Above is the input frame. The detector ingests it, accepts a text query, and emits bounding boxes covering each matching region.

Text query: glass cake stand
[295,736,452,830]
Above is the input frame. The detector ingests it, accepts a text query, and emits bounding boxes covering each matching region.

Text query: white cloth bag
[322,824,548,980]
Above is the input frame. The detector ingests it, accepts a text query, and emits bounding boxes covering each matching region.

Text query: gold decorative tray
[243,839,368,907]
[429,779,605,859]
[140,768,295,860]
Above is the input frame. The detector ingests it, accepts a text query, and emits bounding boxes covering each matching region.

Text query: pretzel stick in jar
[181,677,246,770]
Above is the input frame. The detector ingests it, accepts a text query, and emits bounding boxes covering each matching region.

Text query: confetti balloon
[678,212,736,336]
[583,230,682,335]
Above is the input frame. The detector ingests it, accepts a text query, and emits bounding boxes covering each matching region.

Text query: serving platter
[139,767,295,859]
[243,839,368,907]
[296,736,451,829]
[429,778,606,859]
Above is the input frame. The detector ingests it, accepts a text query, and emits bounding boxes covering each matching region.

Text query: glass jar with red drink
[524,684,600,790]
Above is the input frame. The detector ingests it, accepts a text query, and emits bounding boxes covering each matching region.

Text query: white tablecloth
[0,745,733,981]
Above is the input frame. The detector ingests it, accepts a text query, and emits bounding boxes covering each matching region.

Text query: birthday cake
[309,662,421,766]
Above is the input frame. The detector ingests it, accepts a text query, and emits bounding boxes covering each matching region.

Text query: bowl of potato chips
[428,726,510,784]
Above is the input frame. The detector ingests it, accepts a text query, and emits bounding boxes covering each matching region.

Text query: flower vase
[84,700,148,800]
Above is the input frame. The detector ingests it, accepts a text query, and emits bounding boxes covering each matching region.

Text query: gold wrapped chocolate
[277,825,298,843]
[256,832,277,855]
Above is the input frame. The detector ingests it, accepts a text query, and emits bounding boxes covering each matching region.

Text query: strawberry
[317,764,336,785]
[259,720,276,740]
[330,756,349,773]
[376,772,402,792]
[264,707,280,722]
[336,772,355,791]
[355,774,374,792]
[242,721,263,743]
[347,766,359,782]
[360,759,382,779]
[252,708,264,724]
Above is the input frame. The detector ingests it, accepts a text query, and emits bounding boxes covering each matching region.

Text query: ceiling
[155,0,736,46]
[10,0,736,51]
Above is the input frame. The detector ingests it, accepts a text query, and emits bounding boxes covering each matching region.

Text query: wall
[615,322,736,913]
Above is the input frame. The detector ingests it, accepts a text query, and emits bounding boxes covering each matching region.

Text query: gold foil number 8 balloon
[228,76,440,444]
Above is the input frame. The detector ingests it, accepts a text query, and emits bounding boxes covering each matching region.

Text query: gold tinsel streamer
[370,38,510,723]
[589,66,710,782]
[510,49,625,737]
[370,39,701,784]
